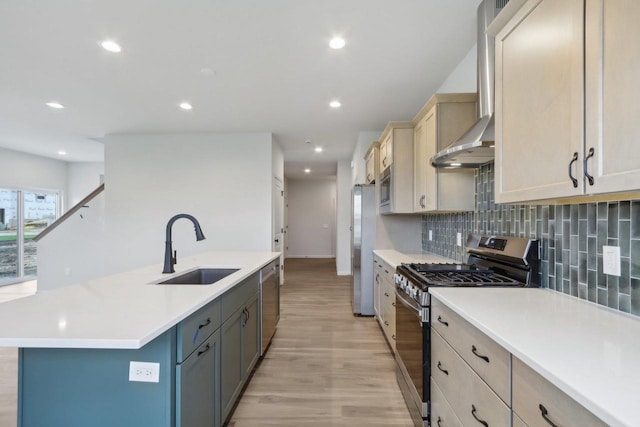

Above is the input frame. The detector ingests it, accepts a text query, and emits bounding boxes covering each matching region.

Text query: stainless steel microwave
[379,166,391,214]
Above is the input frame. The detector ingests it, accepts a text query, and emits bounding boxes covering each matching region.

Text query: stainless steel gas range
[394,234,539,427]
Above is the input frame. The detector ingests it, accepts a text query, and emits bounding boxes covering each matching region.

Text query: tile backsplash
[422,163,640,316]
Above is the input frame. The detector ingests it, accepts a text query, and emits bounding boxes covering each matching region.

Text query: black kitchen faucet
[162,213,206,274]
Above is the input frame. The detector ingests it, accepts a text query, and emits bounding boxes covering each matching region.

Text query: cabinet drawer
[512,357,607,427]
[431,330,510,427]
[222,272,259,321]
[513,412,529,427]
[431,377,462,427]
[177,298,221,362]
[432,298,511,404]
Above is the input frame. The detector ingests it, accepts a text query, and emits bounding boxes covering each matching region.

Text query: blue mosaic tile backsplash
[422,163,640,316]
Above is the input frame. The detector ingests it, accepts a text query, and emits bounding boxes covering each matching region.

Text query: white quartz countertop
[373,249,454,268]
[429,287,640,427]
[0,251,280,349]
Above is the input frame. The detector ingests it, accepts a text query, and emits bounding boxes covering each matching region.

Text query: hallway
[228,258,413,426]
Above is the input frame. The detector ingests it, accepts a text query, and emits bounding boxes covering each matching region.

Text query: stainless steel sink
[157,268,240,285]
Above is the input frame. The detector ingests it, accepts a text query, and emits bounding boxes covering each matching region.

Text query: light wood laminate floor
[228,258,413,427]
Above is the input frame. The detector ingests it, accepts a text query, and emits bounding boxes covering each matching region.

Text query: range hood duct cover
[431,0,508,168]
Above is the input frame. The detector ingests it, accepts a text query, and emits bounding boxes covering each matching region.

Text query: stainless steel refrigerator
[351,184,376,316]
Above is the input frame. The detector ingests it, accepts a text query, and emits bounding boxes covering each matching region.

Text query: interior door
[273,177,283,253]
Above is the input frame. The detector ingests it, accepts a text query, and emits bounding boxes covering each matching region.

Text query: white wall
[67,162,105,207]
[286,178,336,258]
[335,160,352,275]
[352,131,381,186]
[37,191,106,291]
[437,45,477,93]
[0,147,68,208]
[103,132,275,274]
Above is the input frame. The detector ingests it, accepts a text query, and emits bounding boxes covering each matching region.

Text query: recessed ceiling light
[329,100,341,109]
[314,147,323,153]
[58,150,67,156]
[179,102,193,110]
[329,37,346,49]
[100,40,122,53]
[46,102,64,109]
[304,168,311,174]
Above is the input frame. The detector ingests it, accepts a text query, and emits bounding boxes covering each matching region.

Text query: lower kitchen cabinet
[373,255,396,352]
[220,273,260,423]
[176,330,220,427]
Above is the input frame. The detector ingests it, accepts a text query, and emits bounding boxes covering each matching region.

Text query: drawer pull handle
[471,404,488,427]
[197,343,210,357]
[437,416,442,427]
[384,292,389,297]
[437,316,449,327]
[198,318,211,330]
[437,361,448,376]
[471,345,490,363]
[384,321,389,326]
[392,302,396,307]
[392,334,396,340]
[539,404,559,427]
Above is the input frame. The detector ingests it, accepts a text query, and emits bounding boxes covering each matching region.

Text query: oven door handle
[394,288,422,318]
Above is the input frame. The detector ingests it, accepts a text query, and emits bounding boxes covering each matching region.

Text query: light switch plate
[603,246,621,276]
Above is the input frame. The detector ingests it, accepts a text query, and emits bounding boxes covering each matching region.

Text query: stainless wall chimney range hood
[431,0,509,168]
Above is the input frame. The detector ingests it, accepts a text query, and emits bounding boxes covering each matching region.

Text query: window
[0,189,59,284]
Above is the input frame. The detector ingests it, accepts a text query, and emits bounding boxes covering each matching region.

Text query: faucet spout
[162,214,206,274]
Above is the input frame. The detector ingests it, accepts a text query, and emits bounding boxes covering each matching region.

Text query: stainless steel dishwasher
[260,260,280,355]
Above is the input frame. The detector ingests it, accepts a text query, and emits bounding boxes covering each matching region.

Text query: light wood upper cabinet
[378,122,414,214]
[412,94,477,213]
[364,141,379,184]
[379,133,393,173]
[584,0,640,194]
[493,0,640,203]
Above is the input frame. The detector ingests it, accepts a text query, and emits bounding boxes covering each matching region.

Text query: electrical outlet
[456,232,462,247]
[129,361,160,383]
[428,230,433,241]
[603,246,621,276]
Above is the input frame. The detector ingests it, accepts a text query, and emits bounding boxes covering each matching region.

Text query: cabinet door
[585,0,640,194]
[176,330,220,427]
[423,110,438,211]
[220,308,243,422]
[413,117,427,212]
[373,268,382,319]
[365,150,376,184]
[495,0,584,203]
[242,294,260,379]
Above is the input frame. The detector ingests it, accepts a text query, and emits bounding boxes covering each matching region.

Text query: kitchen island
[0,251,280,427]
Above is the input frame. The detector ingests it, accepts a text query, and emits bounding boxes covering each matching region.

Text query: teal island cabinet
[7,252,276,427]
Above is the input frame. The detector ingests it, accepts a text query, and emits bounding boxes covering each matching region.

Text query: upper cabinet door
[585,0,640,194]
[495,0,585,203]
[413,117,427,211]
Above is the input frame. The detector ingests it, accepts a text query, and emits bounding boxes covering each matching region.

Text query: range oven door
[395,288,429,425]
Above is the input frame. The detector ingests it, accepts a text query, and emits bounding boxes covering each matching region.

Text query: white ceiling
[0,0,480,177]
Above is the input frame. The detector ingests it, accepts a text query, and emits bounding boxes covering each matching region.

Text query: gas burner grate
[420,270,521,286]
